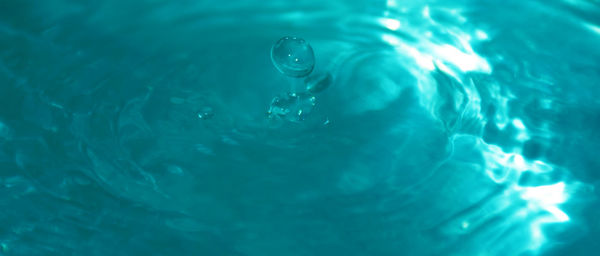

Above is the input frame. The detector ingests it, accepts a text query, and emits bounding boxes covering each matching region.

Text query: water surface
[1,0,599,255]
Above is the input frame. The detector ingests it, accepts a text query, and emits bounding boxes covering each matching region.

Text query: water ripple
[0,0,598,255]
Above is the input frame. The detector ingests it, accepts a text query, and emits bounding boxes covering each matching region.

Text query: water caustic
[271,36,315,78]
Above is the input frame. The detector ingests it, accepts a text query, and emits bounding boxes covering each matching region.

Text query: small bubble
[271,36,315,77]
[197,107,214,120]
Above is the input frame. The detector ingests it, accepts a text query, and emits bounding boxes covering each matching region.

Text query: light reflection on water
[380,2,586,254]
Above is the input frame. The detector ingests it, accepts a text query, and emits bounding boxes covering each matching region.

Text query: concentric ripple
[0,0,599,255]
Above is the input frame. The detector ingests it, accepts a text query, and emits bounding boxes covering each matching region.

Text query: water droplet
[271,36,315,77]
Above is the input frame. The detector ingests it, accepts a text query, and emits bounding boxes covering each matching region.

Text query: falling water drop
[271,36,315,77]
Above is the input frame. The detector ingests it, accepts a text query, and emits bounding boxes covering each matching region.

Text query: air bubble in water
[197,106,214,120]
[271,36,315,77]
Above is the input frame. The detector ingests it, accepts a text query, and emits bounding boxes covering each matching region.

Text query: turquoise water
[1,0,599,255]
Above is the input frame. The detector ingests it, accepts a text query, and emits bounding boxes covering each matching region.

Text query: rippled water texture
[1,0,600,255]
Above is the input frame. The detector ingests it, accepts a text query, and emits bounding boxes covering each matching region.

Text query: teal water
[1,0,599,255]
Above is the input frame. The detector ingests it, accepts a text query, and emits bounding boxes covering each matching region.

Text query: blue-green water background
[1,0,600,255]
